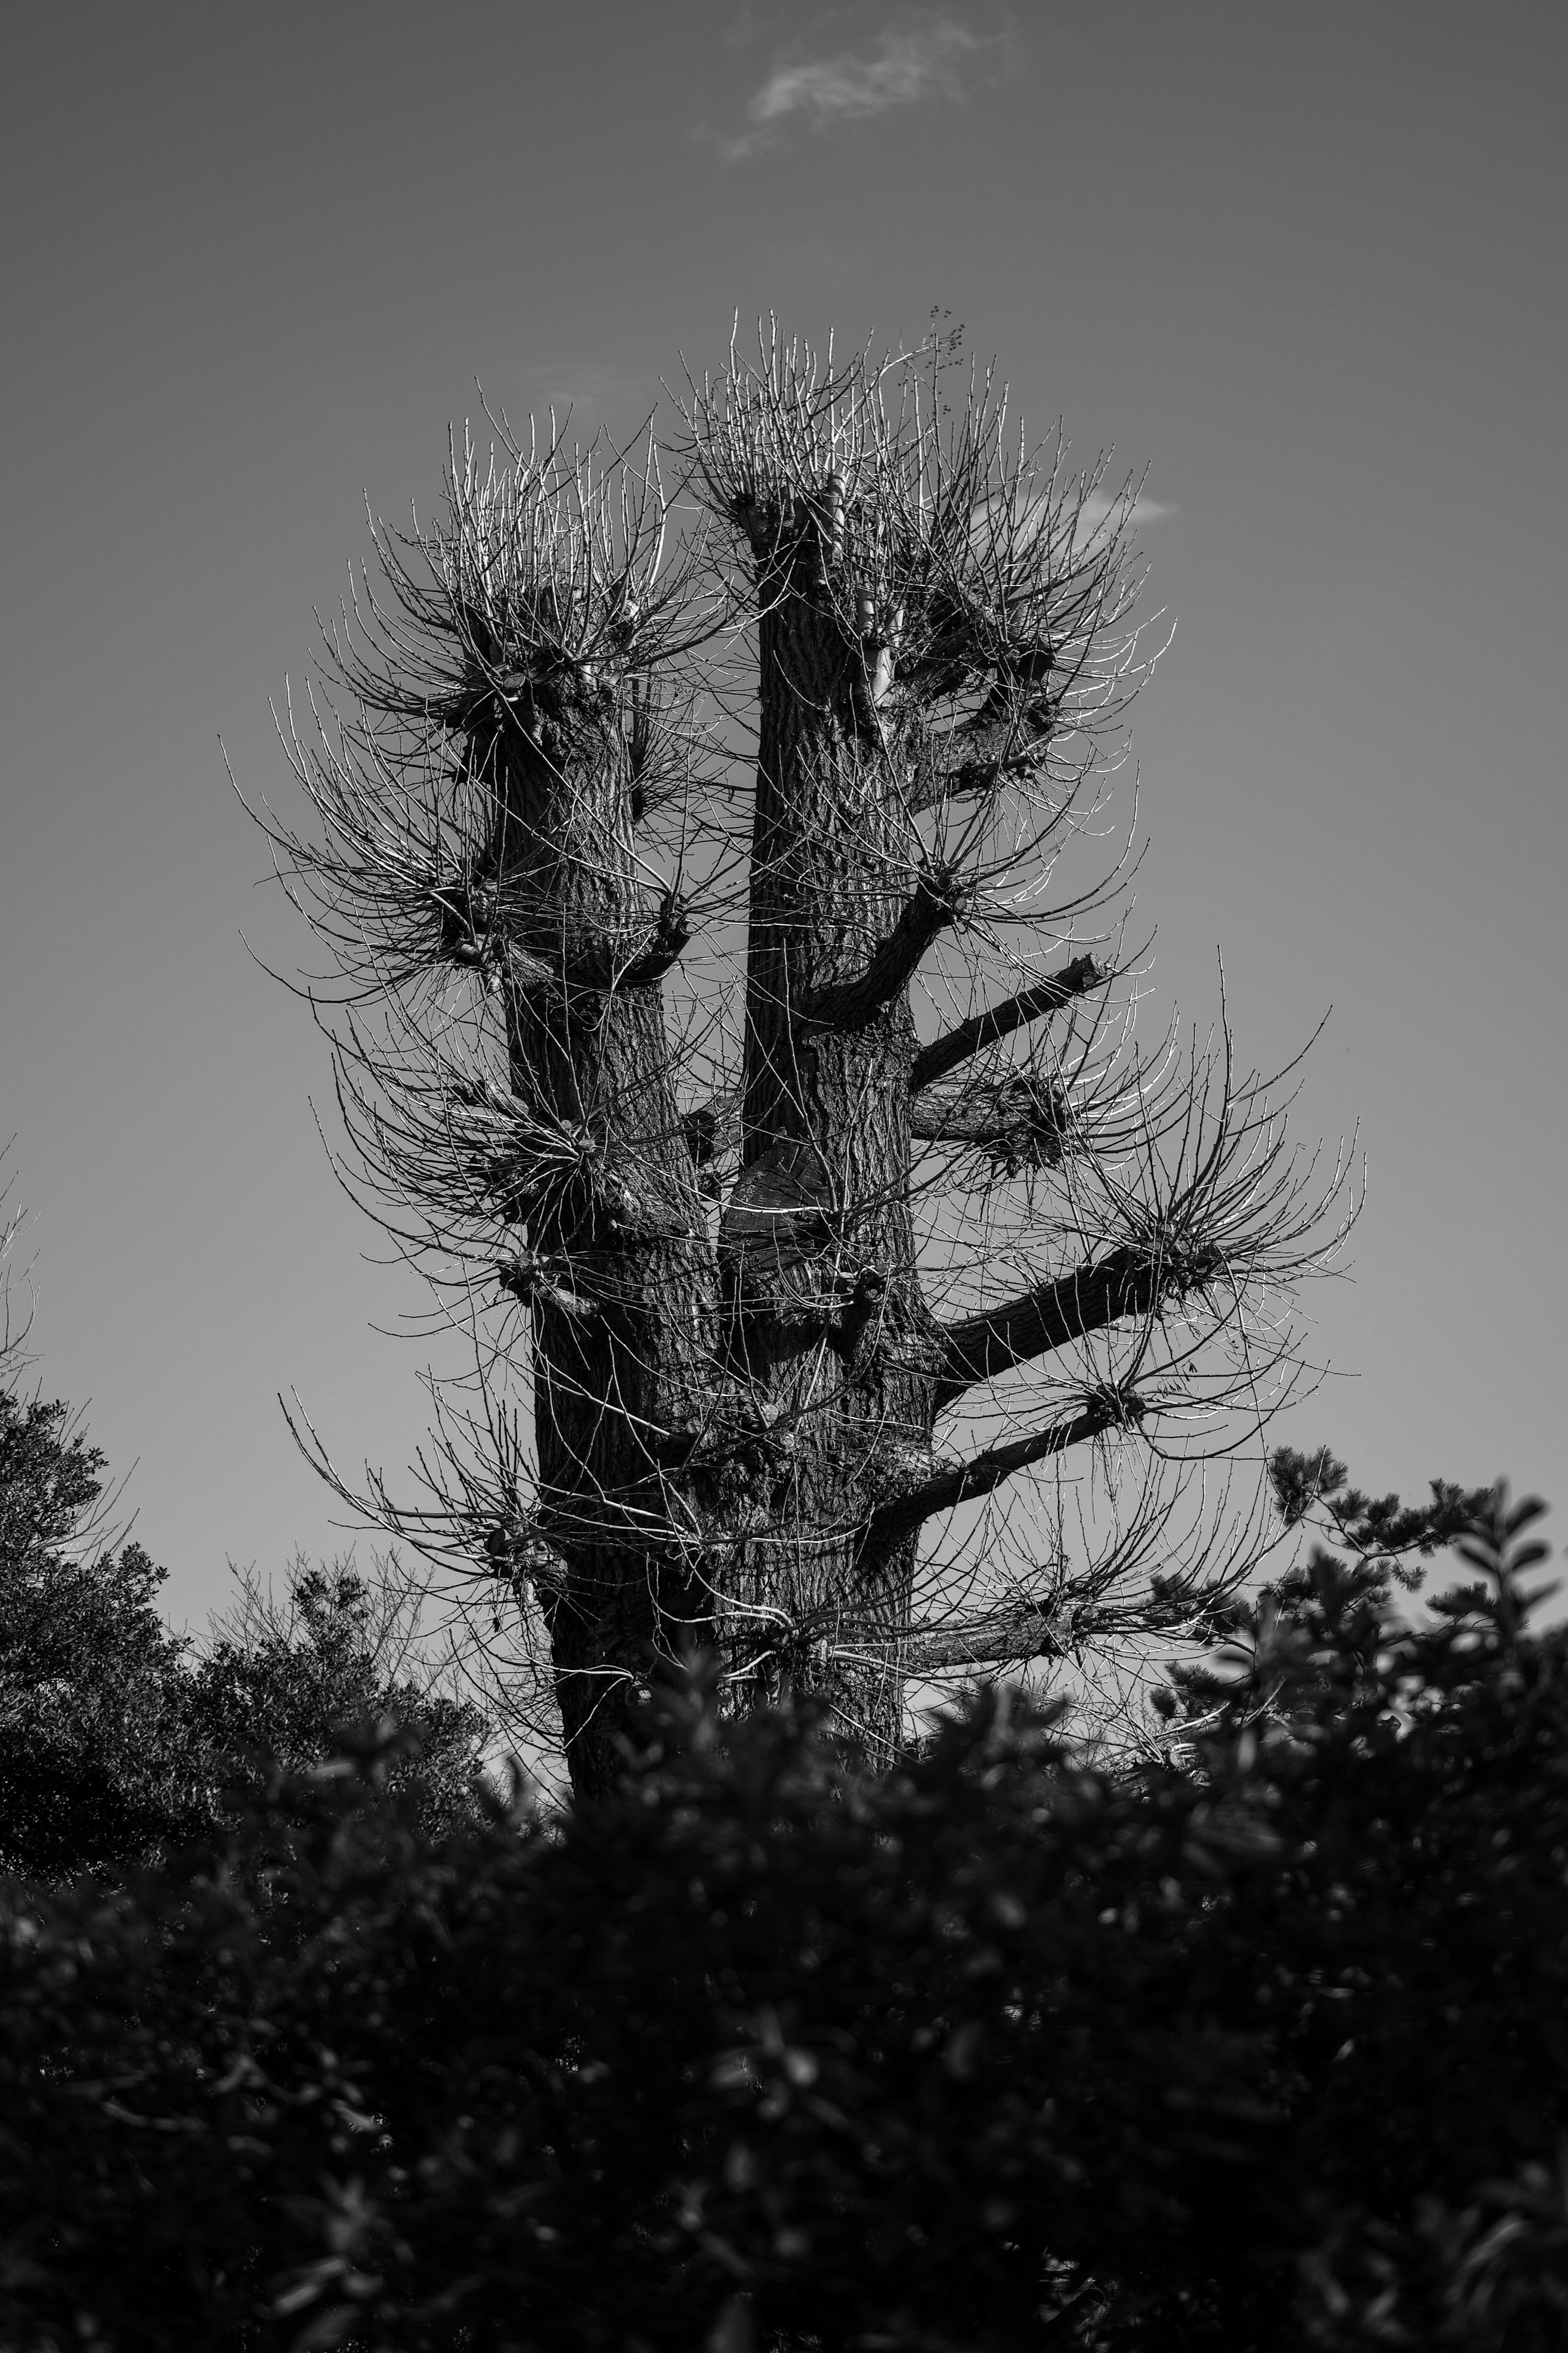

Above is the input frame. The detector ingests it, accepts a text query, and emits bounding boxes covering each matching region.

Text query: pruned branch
[483,1519,570,1593]
[436,885,692,997]
[865,1392,1136,1549]
[497,1252,598,1323]
[910,1074,1071,1171]
[907,705,1057,813]
[903,1602,1068,1674]
[934,1242,1219,1407]
[913,954,1102,1091]
[682,1093,742,1168]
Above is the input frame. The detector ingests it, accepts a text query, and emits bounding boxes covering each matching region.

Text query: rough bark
[477,681,721,1795]
[716,527,940,1761]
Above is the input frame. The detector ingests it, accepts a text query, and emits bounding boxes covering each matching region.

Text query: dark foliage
[1,1471,1564,2349]
[1267,1443,1494,1584]
[0,1393,198,1873]
[0,1394,486,1878]
[187,1561,489,1840]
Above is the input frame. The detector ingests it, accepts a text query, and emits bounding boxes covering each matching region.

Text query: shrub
[1,1486,1564,2348]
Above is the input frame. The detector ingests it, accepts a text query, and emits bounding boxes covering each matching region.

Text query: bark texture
[716,519,938,1761]
[475,679,723,1794]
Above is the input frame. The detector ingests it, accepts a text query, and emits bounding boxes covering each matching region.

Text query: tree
[0,1389,199,1873]
[0,1381,488,1873]
[263,327,1349,1796]
[189,1553,487,1837]
[0,1169,201,1872]
[0,1314,486,1871]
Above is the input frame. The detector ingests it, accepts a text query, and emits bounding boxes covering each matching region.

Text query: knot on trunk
[719,1139,835,1290]
[484,1520,568,1594]
[432,882,689,995]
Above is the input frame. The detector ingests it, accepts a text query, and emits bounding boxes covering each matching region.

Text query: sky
[1,0,1564,1630]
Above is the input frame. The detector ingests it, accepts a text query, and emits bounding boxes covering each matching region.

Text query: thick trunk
[483,689,720,1796]
[717,561,938,1761]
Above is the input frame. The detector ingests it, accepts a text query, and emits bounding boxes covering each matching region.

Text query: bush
[2,1485,1565,2349]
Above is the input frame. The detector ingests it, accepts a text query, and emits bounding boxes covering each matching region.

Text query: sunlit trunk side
[719,514,938,1762]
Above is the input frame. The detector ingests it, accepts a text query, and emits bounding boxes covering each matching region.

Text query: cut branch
[436,885,692,996]
[935,1242,1220,1407]
[903,1604,1067,1674]
[682,1092,742,1168]
[484,1519,570,1592]
[865,1392,1135,1549]
[910,1074,1071,1169]
[498,1252,599,1323]
[913,954,1102,1091]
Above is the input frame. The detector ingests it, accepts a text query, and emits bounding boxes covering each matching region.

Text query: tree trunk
[716,538,938,1762]
[482,684,721,1796]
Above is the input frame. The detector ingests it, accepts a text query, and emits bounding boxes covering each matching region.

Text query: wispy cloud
[720,20,993,159]
[1075,491,1176,544]
[999,485,1176,562]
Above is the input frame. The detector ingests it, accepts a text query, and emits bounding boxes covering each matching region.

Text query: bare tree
[257,328,1349,1797]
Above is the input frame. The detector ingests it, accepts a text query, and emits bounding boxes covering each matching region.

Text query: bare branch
[904,1602,1068,1673]
[913,953,1102,1090]
[909,1072,1072,1171]
[935,1242,1208,1407]
[800,865,965,1031]
[866,1391,1137,1548]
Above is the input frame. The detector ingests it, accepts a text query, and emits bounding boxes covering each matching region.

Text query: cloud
[1074,491,1176,545]
[721,20,991,158]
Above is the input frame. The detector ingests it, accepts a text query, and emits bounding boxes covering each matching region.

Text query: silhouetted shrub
[2,1483,1564,2349]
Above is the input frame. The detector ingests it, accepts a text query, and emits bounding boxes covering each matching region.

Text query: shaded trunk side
[483,685,721,1797]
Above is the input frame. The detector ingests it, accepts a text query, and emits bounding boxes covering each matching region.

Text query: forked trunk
[273,345,1334,1806]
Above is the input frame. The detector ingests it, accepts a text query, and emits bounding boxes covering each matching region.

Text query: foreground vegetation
[2,1383,1564,2348]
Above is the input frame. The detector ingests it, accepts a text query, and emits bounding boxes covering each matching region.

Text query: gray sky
[2,0,1563,1627]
